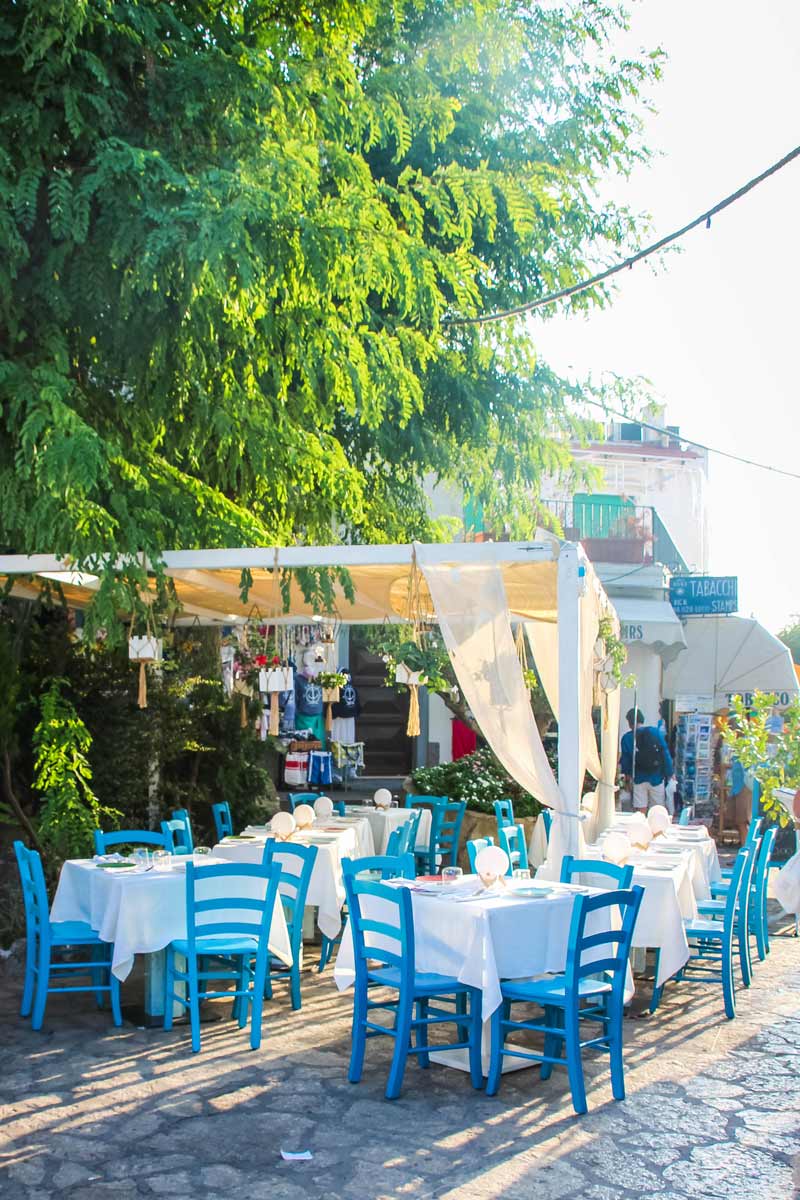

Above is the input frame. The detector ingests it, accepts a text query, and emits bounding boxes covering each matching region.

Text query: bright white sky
[532,0,800,635]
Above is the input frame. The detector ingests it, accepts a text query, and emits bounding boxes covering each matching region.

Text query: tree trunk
[3,750,43,852]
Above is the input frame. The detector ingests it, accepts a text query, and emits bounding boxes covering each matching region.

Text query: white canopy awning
[662,615,799,711]
[613,596,687,665]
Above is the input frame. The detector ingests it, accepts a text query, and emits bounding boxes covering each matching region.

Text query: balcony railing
[541,499,689,574]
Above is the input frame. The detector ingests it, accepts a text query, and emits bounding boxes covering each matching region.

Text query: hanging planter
[128,634,163,709]
[266,659,294,734]
[318,670,348,733]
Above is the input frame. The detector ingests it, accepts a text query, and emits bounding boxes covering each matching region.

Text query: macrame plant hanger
[402,549,430,738]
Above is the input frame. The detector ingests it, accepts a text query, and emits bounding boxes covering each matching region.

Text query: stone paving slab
[1,907,799,1199]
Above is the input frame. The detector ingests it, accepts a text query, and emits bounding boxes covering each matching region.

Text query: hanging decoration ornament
[318,670,348,734]
[128,591,163,710]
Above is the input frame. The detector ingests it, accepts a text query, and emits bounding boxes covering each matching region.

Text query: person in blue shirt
[620,707,674,813]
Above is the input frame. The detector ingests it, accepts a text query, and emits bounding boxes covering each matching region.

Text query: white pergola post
[556,542,584,863]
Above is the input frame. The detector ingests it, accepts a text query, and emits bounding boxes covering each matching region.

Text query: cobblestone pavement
[1,907,799,1200]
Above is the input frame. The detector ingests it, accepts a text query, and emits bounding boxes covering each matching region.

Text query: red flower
[271,655,281,665]
[254,654,268,667]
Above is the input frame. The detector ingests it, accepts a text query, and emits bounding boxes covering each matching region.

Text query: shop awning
[612,597,687,665]
[662,615,800,711]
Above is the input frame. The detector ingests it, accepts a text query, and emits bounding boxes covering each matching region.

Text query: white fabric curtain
[416,548,563,813]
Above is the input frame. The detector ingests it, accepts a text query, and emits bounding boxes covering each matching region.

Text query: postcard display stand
[675,710,713,814]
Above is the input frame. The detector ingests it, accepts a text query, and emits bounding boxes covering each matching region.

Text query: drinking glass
[152,850,171,871]
[193,846,211,865]
[442,866,463,885]
[133,848,149,871]
[512,868,532,882]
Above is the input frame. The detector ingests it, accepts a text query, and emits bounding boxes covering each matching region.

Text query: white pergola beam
[0,540,556,577]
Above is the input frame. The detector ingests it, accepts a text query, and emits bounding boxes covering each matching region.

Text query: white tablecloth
[334,877,620,1021]
[576,848,696,986]
[774,851,800,915]
[51,858,292,981]
[215,823,370,939]
[344,805,432,854]
[604,819,721,899]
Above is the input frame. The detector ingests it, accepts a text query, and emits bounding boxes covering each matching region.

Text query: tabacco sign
[669,575,738,617]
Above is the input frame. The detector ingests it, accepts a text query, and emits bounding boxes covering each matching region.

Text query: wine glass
[133,848,149,871]
[442,866,463,885]
[152,850,171,872]
[193,846,211,865]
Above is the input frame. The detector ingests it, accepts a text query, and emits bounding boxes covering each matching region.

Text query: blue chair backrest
[723,844,755,939]
[334,799,346,816]
[493,799,515,830]
[677,806,690,826]
[342,853,416,881]
[466,836,493,873]
[385,826,403,857]
[288,793,320,812]
[211,802,233,841]
[94,829,170,855]
[261,841,318,957]
[171,808,194,852]
[560,855,634,890]
[404,794,446,810]
[405,807,422,846]
[752,826,777,898]
[436,800,466,867]
[497,823,528,874]
[541,809,553,840]
[161,814,192,855]
[344,872,415,984]
[744,817,763,846]
[184,862,281,971]
[564,886,644,1002]
[14,841,48,948]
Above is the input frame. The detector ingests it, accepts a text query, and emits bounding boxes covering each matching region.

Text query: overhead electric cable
[582,402,800,482]
[444,144,800,326]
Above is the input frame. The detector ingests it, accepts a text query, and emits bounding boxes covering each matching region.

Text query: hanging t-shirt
[332,679,361,719]
[295,674,324,716]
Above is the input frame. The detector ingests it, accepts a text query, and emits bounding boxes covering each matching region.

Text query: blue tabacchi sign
[669,575,738,616]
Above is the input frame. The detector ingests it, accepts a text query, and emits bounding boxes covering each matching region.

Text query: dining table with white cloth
[213,816,375,940]
[334,874,630,1070]
[571,848,697,986]
[50,856,292,982]
[342,804,432,854]
[600,817,721,900]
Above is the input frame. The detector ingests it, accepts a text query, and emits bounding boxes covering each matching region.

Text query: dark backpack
[634,727,665,777]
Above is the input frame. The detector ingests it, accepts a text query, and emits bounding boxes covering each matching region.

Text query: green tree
[1,1,661,622]
[32,677,122,862]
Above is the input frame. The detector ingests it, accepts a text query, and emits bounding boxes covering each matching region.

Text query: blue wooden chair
[541,809,553,842]
[404,796,445,874]
[560,856,634,890]
[718,818,762,880]
[466,836,494,873]
[93,829,170,855]
[437,800,466,869]
[211,801,233,842]
[14,841,122,1031]
[319,851,417,973]
[701,828,776,964]
[161,809,193,856]
[493,799,515,831]
[260,841,318,1009]
[486,885,644,1114]
[344,871,483,1099]
[385,826,404,857]
[662,846,754,1019]
[163,860,281,1052]
[288,792,320,812]
[497,823,529,874]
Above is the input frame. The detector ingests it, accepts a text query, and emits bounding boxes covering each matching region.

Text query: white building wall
[427,691,454,764]
[618,642,663,746]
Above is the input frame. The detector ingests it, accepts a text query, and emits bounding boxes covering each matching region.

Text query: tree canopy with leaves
[1,0,661,617]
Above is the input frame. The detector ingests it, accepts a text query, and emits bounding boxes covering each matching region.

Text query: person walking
[620,707,675,813]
